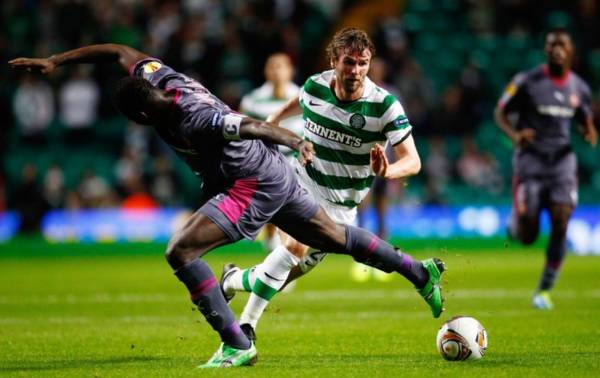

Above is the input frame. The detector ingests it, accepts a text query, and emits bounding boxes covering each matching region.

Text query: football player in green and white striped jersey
[240,53,304,252]
[222,28,442,340]
[240,53,304,160]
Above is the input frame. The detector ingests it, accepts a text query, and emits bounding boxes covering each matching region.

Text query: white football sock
[263,231,282,251]
[239,245,299,329]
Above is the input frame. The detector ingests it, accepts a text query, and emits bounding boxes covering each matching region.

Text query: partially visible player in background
[239,53,303,252]
[222,28,437,340]
[494,28,597,310]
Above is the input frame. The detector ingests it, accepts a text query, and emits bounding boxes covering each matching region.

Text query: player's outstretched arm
[239,118,314,165]
[8,44,148,74]
[266,96,302,125]
[371,134,421,179]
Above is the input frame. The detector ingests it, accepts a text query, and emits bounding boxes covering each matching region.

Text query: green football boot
[418,258,446,318]
[199,342,257,368]
[532,290,554,310]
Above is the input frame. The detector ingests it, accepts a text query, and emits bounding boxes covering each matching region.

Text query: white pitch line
[0,315,191,325]
[296,288,600,300]
[0,288,598,305]
[1,306,585,326]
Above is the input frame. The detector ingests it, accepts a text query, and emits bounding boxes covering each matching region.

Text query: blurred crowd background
[1,0,600,232]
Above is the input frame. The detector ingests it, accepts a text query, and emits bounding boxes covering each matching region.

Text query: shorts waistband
[521,145,573,164]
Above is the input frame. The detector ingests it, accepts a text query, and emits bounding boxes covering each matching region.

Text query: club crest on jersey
[349,113,366,129]
[143,61,162,73]
[570,93,580,108]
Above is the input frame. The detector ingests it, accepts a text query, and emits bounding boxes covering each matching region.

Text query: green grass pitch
[1,238,599,377]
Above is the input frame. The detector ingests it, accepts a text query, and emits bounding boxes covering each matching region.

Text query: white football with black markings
[436,316,487,361]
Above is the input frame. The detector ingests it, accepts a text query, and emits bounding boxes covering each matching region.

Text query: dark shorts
[512,150,578,217]
[512,175,578,218]
[200,159,319,241]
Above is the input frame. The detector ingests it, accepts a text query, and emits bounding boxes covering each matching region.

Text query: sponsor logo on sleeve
[211,112,223,128]
[143,61,162,74]
[499,82,518,106]
[504,82,517,97]
[393,117,409,129]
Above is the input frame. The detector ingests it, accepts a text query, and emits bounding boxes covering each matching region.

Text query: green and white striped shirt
[240,82,304,156]
[298,70,412,208]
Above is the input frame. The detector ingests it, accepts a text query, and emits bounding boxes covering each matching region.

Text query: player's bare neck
[272,82,286,99]
[547,63,569,79]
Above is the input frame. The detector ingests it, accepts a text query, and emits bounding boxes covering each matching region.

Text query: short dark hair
[326,27,375,62]
[114,77,156,125]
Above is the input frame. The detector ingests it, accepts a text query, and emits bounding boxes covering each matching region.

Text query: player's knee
[519,232,537,245]
[515,217,539,245]
[551,219,569,236]
[164,234,182,266]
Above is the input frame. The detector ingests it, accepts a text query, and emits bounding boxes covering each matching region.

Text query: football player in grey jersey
[494,28,597,310]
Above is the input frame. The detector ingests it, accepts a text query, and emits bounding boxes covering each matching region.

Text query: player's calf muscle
[307,223,347,253]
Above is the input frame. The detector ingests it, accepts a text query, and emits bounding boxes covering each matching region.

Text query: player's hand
[515,128,536,147]
[370,143,389,178]
[582,125,598,147]
[8,57,56,74]
[297,140,314,166]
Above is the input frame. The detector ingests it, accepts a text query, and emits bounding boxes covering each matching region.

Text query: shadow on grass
[0,355,169,372]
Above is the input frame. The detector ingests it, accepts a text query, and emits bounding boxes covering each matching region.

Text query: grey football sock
[175,259,250,349]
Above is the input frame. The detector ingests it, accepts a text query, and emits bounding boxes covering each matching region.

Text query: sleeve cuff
[392,129,412,146]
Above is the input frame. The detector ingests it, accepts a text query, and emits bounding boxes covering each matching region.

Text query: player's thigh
[206,177,291,241]
[548,176,578,212]
[547,177,577,231]
[271,183,346,253]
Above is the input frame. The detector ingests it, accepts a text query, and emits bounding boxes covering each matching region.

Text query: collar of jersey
[541,64,571,87]
[322,69,375,107]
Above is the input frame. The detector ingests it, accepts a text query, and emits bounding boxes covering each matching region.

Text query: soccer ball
[436,316,487,361]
